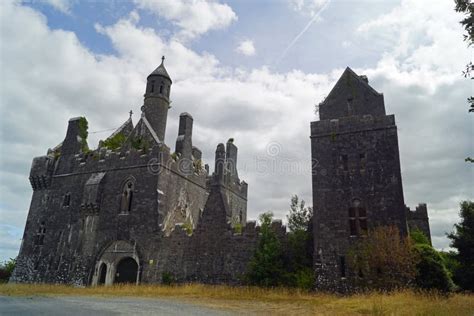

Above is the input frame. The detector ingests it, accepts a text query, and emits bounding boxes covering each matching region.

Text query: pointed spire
[148,55,171,82]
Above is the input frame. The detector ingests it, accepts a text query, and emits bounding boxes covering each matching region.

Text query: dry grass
[1,283,473,315]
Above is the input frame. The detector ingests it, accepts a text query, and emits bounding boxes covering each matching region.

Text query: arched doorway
[115,257,138,284]
[98,263,107,285]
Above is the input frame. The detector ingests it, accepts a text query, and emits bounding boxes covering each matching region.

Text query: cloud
[288,0,330,16]
[40,0,74,14]
[236,39,256,56]
[133,0,237,40]
[0,0,472,261]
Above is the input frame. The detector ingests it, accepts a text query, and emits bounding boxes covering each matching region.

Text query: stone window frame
[359,153,367,172]
[119,176,136,215]
[348,198,368,237]
[340,154,349,171]
[63,192,71,207]
[34,221,46,246]
[150,80,155,93]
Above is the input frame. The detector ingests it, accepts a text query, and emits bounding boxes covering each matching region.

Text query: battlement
[406,203,428,219]
[311,113,396,137]
[29,155,55,190]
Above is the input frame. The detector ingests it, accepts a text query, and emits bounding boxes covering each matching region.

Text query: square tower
[311,68,408,291]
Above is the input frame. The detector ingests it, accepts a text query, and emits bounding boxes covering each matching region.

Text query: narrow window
[120,181,134,214]
[359,207,368,236]
[360,153,367,171]
[349,200,368,237]
[150,80,155,93]
[341,154,348,171]
[349,207,357,236]
[63,193,70,207]
[340,256,346,278]
[35,222,46,246]
[159,84,163,94]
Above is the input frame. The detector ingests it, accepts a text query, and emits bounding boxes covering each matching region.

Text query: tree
[447,201,474,291]
[454,1,474,161]
[246,212,286,287]
[286,195,314,289]
[347,226,418,290]
[287,195,313,232]
[409,229,454,291]
[0,258,16,283]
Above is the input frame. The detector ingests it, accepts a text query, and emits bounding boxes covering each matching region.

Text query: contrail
[277,0,331,64]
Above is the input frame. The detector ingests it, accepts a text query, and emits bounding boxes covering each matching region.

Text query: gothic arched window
[120,180,134,214]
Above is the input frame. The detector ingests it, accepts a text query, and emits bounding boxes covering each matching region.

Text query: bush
[347,226,418,290]
[162,272,175,285]
[101,132,126,151]
[448,200,474,291]
[0,258,16,283]
[414,244,454,292]
[246,212,286,287]
[410,229,431,246]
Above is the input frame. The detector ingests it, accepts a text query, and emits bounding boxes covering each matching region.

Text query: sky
[0,0,472,262]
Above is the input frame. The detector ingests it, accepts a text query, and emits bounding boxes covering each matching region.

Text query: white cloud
[289,0,330,16]
[0,0,472,261]
[236,39,256,56]
[133,0,237,40]
[40,0,73,14]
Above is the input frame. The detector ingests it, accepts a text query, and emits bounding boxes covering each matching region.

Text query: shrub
[347,226,418,290]
[414,244,454,292]
[162,272,175,285]
[78,116,89,153]
[0,258,16,283]
[410,229,430,246]
[448,200,474,291]
[101,132,126,151]
[246,212,286,287]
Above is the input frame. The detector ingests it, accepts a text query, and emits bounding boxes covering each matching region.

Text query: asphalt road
[0,296,235,315]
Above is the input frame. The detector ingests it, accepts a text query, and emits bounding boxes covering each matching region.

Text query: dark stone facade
[10,60,268,286]
[310,68,431,291]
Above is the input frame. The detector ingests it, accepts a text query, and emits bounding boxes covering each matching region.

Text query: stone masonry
[10,59,281,286]
[310,67,431,291]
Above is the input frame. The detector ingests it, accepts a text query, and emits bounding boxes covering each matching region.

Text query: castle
[311,67,431,291]
[11,62,430,289]
[10,59,270,285]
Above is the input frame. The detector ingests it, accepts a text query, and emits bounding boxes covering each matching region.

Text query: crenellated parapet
[311,113,396,137]
[29,155,56,190]
[406,203,431,244]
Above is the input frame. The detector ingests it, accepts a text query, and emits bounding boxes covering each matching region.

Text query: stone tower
[143,56,172,142]
[310,67,415,291]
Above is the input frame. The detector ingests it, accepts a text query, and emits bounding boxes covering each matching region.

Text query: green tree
[246,212,286,287]
[0,258,16,283]
[447,201,474,291]
[348,226,418,290]
[287,195,313,232]
[286,195,314,289]
[409,228,431,246]
[454,0,474,161]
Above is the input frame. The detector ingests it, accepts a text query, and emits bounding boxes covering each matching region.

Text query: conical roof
[148,56,171,82]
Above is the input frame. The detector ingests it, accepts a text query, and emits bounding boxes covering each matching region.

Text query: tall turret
[143,56,172,142]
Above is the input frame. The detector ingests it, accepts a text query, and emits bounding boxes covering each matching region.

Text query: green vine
[78,117,89,153]
[131,136,150,153]
[181,222,193,235]
[233,223,243,234]
[101,132,126,151]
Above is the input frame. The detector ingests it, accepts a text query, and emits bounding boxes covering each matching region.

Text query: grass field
[1,283,473,315]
